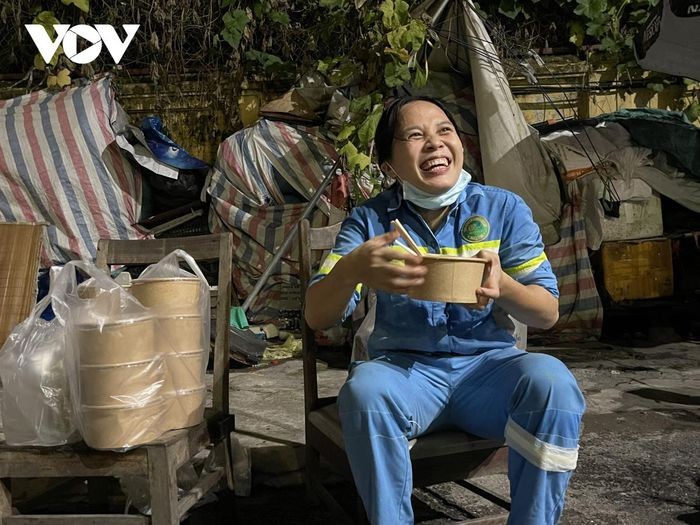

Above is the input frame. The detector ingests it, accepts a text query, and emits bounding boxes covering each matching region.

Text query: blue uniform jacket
[309,182,558,357]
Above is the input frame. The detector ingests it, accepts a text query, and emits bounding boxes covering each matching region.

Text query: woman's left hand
[466,250,503,310]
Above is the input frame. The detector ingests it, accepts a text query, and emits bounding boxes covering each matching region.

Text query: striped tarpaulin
[541,188,603,340]
[207,119,343,320]
[0,78,145,266]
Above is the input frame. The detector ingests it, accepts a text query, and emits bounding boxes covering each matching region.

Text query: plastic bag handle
[50,260,125,324]
[168,249,211,290]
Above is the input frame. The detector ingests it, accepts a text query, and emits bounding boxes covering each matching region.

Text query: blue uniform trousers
[337,347,585,525]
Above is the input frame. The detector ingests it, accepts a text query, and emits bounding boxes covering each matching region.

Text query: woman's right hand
[344,230,427,294]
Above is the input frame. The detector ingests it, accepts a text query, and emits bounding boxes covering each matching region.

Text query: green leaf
[498,0,521,19]
[336,124,356,142]
[221,9,249,49]
[339,141,358,157]
[357,104,383,146]
[585,21,607,37]
[380,0,397,29]
[646,82,665,93]
[269,11,290,25]
[600,36,618,51]
[569,20,585,47]
[245,50,284,70]
[350,94,372,113]
[220,0,233,7]
[405,20,426,50]
[394,0,410,24]
[348,151,371,171]
[384,62,411,87]
[413,63,428,87]
[320,0,346,7]
[684,100,700,122]
[386,26,406,49]
[574,0,608,19]
[61,0,89,12]
[34,11,60,37]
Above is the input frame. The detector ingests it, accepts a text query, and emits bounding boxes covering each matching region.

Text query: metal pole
[241,156,343,313]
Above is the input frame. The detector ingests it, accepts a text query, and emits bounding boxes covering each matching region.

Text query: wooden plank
[176,468,223,517]
[97,236,221,267]
[308,222,342,250]
[453,479,510,510]
[5,516,148,525]
[147,445,178,525]
[212,233,232,414]
[451,515,508,525]
[145,425,209,470]
[0,224,43,348]
[0,447,148,478]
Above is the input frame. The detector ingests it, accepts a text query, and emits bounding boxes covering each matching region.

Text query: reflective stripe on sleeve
[314,253,361,294]
[503,252,547,278]
[441,240,501,257]
[504,418,579,472]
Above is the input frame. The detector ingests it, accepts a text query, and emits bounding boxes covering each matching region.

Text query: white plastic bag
[52,260,167,450]
[130,250,211,431]
[0,295,79,446]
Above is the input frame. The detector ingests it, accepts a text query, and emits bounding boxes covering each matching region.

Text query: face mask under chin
[390,167,471,210]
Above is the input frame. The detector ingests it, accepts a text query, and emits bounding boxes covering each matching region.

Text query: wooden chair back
[299,219,344,416]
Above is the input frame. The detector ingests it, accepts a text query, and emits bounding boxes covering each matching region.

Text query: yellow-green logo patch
[462,215,490,242]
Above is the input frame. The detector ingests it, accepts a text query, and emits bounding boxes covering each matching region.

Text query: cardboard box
[0,224,44,347]
[601,194,663,242]
[600,238,673,302]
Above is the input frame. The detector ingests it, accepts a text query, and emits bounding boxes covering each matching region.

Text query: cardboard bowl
[161,386,206,430]
[79,358,164,406]
[75,315,156,366]
[163,350,206,392]
[408,254,487,304]
[158,315,203,353]
[130,278,201,315]
[81,399,165,449]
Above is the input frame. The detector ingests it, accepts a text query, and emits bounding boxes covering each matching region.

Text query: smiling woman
[304,95,585,525]
[383,99,464,195]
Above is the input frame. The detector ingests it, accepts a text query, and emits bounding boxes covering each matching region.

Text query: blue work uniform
[309,182,585,525]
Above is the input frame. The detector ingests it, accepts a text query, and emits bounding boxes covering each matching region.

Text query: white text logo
[25,24,139,65]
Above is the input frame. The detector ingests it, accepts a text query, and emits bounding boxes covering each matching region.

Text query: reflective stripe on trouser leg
[445,350,585,525]
[505,354,585,525]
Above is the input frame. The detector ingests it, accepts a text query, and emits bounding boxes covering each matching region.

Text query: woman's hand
[460,250,559,329]
[463,250,503,310]
[345,230,427,294]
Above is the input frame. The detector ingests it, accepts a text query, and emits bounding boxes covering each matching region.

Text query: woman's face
[384,100,464,195]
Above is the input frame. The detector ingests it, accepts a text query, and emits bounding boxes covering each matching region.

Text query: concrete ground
[4,340,698,524]
[218,340,700,525]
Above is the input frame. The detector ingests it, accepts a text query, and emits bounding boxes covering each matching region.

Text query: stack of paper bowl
[129,278,207,430]
[408,255,487,304]
[75,314,165,449]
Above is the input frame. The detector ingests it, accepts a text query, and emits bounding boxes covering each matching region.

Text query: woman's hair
[374,95,459,165]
